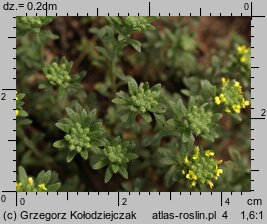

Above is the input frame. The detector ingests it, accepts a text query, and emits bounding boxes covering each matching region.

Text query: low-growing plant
[16,16,251,192]
[16,166,61,192]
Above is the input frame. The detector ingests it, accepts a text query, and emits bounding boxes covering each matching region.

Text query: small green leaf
[151,83,161,92]
[164,165,177,187]
[112,97,128,105]
[177,99,187,115]
[126,153,138,160]
[92,158,108,170]
[213,113,223,120]
[126,112,136,127]
[116,91,130,100]
[66,108,78,122]
[141,113,152,123]
[128,39,142,53]
[154,113,166,125]
[66,151,76,163]
[160,158,175,166]
[81,109,88,123]
[58,87,68,102]
[39,30,58,41]
[128,77,138,95]
[150,106,165,114]
[36,170,45,184]
[104,166,113,183]
[80,150,88,160]
[170,99,187,116]
[201,80,216,99]
[42,171,52,185]
[119,166,128,179]
[47,183,61,192]
[53,140,66,149]
[111,164,120,173]
[182,130,194,143]
[188,97,196,110]
[18,166,28,186]
[49,172,59,184]
[91,139,105,147]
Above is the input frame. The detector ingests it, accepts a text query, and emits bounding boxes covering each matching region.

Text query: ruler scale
[0,0,266,223]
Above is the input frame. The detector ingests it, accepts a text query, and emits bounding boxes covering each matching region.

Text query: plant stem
[111,58,117,96]
[35,32,44,64]
[17,127,53,166]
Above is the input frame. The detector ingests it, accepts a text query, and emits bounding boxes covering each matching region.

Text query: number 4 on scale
[222,211,228,219]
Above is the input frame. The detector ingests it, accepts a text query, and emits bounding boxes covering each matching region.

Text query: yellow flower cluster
[236,45,250,64]
[215,78,250,113]
[16,92,20,117]
[16,182,22,190]
[16,177,47,192]
[38,184,48,191]
[182,146,223,189]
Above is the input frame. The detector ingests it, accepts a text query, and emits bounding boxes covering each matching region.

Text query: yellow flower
[184,156,189,165]
[190,181,196,188]
[240,56,247,63]
[237,45,249,54]
[182,146,223,190]
[234,81,240,87]
[232,104,241,113]
[221,77,228,84]
[28,177,33,185]
[236,45,249,64]
[215,168,223,177]
[205,150,215,157]
[215,96,221,105]
[38,184,47,191]
[219,93,226,102]
[242,99,250,108]
[192,146,200,160]
[215,93,227,105]
[224,108,231,113]
[16,182,22,190]
[234,82,242,93]
[216,78,249,114]
[16,110,20,117]
[207,180,214,189]
[217,159,223,165]
[186,170,197,181]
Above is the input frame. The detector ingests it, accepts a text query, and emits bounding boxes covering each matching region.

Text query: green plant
[182,146,223,189]
[168,97,222,143]
[112,77,165,125]
[214,78,250,120]
[92,136,137,183]
[17,16,55,33]
[90,16,156,95]
[16,166,61,192]
[17,16,57,73]
[16,16,251,192]
[16,92,28,118]
[40,57,86,101]
[53,104,105,162]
